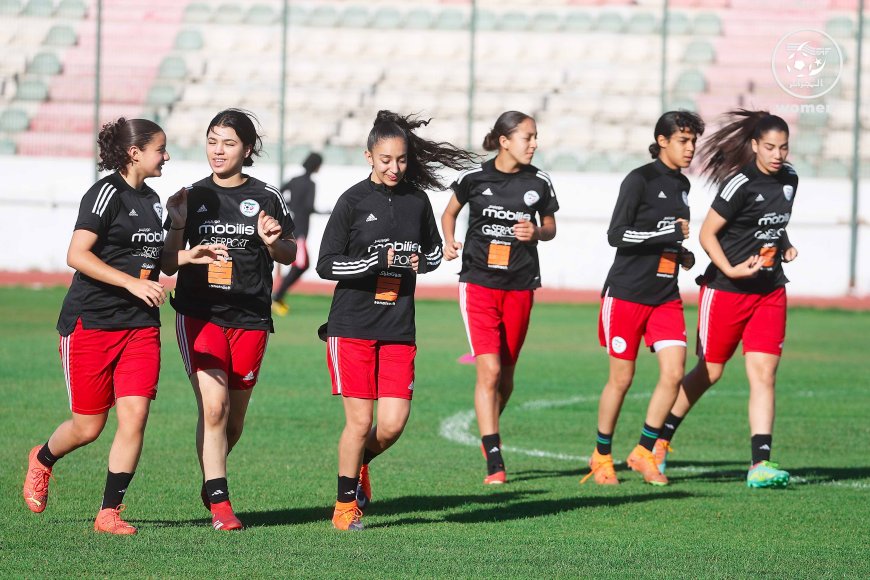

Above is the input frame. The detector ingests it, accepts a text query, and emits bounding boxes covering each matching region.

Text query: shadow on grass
[508,468,581,483]
[789,466,870,485]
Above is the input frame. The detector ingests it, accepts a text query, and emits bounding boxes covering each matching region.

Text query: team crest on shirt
[239,199,260,217]
[153,202,163,219]
[783,185,794,201]
[523,190,540,206]
[681,191,689,206]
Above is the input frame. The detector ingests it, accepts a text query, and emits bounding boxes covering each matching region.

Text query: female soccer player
[272,152,324,315]
[580,111,704,487]
[22,118,224,534]
[655,110,798,488]
[317,110,475,531]
[441,111,559,485]
[162,109,296,530]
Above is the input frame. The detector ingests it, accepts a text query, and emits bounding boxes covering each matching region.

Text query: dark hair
[367,110,478,191]
[482,111,533,151]
[302,152,323,173]
[207,108,263,167]
[648,110,705,158]
[698,109,790,185]
[97,118,164,172]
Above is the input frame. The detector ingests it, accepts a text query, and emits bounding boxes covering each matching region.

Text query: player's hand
[443,240,462,261]
[186,243,229,265]
[125,278,166,307]
[514,219,538,242]
[679,249,695,271]
[410,253,420,273]
[386,247,395,267]
[728,254,764,279]
[675,218,690,239]
[782,246,798,263]
[165,188,188,229]
[257,211,282,246]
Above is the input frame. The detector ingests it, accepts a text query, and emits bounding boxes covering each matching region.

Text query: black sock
[205,477,230,505]
[101,471,134,510]
[481,434,504,475]
[362,447,380,466]
[596,431,613,455]
[639,423,660,451]
[37,442,61,468]
[751,434,773,465]
[659,413,684,442]
[337,475,359,502]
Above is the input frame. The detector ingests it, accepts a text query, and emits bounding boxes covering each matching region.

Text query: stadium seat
[308,5,339,28]
[213,3,244,25]
[499,11,528,32]
[23,0,53,17]
[184,2,211,23]
[693,13,722,35]
[682,40,716,64]
[405,8,434,29]
[43,25,77,47]
[792,132,823,156]
[549,152,582,172]
[246,4,277,26]
[817,159,849,178]
[475,10,499,31]
[530,11,560,32]
[157,56,187,80]
[0,108,29,132]
[672,69,706,95]
[371,7,403,29]
[666,12,691,35]
[563,12,593,32]
[0,138,16,154]
[826,16,855,38]
[595,12,624,33]
[174,29,203,50]
[146,85,179,107]
[434,9,467,30]
[583,152,615,173]
[0,0,21,16]
[15,78,48,101]
[27,52,61,75]
[286,4,307,26]
[341,6,370,28]
[56,0,86,19]
[626,12,659,35]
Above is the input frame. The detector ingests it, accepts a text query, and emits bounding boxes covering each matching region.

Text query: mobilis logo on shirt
[198,220,256,248]
[481,205,532,239]
[368,239,421,269]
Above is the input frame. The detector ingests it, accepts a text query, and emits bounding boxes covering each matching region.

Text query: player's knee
[74,420,105,444]
[660,366,685,388]
[202,400,229,426]
[377,421,406,443]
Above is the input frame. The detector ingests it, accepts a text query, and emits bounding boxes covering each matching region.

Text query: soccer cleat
[457,353,475,365]
[356,464,372,511]
[200,482,210,512]
[653,439,674,474]
[211,500,244,531]
[627,445,669,486]
[23,445,53,513]
[746,461,790,488]
[332,500,364,531]
[580,450,619,485]
[271,300,289,317]
[94,505,137,535]
[483,470,507,485]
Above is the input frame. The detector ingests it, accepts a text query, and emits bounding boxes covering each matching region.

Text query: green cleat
[746,460,790,488]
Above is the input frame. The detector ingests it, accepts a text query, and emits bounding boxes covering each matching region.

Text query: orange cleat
[483,470,507,485]
[580,450,619,485]
[332,499,364,531]
[94,505,137,535]
[211,500,244,531]
[356,464,372,511]
[23,446,53,513]
[653,439,674,474]
[627,445,669,486]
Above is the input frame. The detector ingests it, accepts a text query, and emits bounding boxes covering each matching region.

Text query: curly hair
[97,118,164,172]
[698,109,790,186]
[367,110,479,191]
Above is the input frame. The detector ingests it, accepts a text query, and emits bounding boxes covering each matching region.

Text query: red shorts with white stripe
[293,236,308,269]
[175,314,268,390]
[326,337,416,399]
[696,285,786,364]
[59,319,160,415]
[598,293,686,361]
[459,282,533,365]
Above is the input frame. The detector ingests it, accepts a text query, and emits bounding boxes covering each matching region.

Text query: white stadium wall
[0,156,867,297]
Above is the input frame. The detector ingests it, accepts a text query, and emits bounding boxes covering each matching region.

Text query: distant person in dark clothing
[272,152,324,316]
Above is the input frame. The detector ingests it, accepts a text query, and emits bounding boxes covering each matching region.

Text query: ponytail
[482,111,532,151]
[97,118,164,173]
[698,109,789,186]
[367,110,478,191]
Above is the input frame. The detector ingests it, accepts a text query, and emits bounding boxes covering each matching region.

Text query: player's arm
[607,174,686,248]
[514,214,556,242]
[416,195,443,274]
[67,229,165,307]
[441,193,465,261]
[699,208,762,279]
[316,200,390,280]
[780,230,798,263]
[258,210,296,265]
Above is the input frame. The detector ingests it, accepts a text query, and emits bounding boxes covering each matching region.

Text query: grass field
[1,287,868,578]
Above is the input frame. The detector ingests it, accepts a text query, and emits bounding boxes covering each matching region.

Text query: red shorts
[599,293,687,361]
[459,282,533,365]
[696,285,787,364]
[59,319,160,415]
[326,337,416,400]
[175,314,268,390]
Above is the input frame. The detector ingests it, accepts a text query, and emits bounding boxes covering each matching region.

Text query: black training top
[702,161,798,295]
[602,159,692,305]
[316,178,442,342]
[57,171,164,336]
[450,159,559,290]
[168,175,295,330]
[282,173,316,238]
